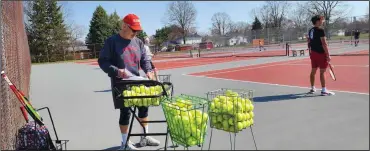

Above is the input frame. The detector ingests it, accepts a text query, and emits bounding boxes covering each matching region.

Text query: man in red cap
[307,15,335,96]
[98,14,160,150]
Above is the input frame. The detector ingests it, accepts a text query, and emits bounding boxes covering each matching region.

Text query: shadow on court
[94,89,112,93]
[102,144,178,150]
[253,93,321,102]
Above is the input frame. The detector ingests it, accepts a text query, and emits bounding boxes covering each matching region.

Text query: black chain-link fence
[0,1,32,150]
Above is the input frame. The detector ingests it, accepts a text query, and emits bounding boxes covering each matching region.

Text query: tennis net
[198,47,288,58]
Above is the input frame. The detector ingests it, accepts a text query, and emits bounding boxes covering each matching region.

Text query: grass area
[31,58,96,65]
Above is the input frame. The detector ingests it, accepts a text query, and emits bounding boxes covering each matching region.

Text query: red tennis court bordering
[86,49,288,70]
[189,50,369,94]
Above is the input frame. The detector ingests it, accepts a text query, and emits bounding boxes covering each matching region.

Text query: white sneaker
[139,136,160,147]
[321,91,335,96]
[120,140,138,150]
[308,89,316,94]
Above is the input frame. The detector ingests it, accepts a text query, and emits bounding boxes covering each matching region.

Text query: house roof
[67,45,90,52]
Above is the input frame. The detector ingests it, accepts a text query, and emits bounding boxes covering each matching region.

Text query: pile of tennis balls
[163,98,209,147]
[123,85,171,107]
[209,90,254,133]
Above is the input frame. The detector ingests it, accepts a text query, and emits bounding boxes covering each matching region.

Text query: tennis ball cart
[111,75,175,150]
[1,71,69,150]
[112,74,258,150]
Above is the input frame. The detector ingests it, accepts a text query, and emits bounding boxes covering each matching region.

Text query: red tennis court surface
[190,50,369,94]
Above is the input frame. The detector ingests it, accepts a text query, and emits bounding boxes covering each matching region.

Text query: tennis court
[27,43,369,150]
[189,50,369,94]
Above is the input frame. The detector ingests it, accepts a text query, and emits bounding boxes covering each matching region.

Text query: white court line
[289,64,369,68]
[183,74,369,96]
[196,59,308,76]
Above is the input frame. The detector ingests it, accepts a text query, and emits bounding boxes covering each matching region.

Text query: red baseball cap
[123,14,142,31]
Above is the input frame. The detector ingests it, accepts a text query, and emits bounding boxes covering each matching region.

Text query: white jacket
[144,45,153,60]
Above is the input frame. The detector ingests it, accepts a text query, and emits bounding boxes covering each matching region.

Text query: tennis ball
[250,119,254,125]
[235,102,243,113]
[245,112,251,120]
[242,121,247,128]
[211,116,218,125]
[215,123,223,129]
[228,118,235,125]
[202,113,208,121]
[236,113,244,121]
[249,111,254,118]
[123,90,130,96]
[222,120,229,130]
[246,98,252,104]
[195,118,202,125]
[153,99,160,106]
[245,120,251,127]
[237,122,243,131]
[132,99,138,106]
[187,137,197,146]
[144,99,150,107]
[124,101,130,107]
[229,126,236,133]
[225,90,233,96]
[250,104,254,111]
[217,115,223,122]
[133,87,141,93]
[245,104,251,112]
[219,96,227,102]
[213,97,220,103]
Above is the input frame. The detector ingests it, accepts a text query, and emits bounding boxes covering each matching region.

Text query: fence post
[0,0,3,78]
[93,44,96,59]
[267,28,269,45]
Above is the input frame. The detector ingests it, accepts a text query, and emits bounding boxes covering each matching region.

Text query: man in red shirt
[307,15,335,96]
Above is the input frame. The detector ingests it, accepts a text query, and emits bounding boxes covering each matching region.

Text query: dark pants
[111,78,149,126]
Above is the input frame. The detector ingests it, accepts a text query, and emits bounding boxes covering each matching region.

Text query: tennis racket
[1,71,44,125]
[328,63,336,81]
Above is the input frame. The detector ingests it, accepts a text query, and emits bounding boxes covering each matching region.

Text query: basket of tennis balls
[207,89,255,133]
[161,94,209,148]
[112,75,173,108]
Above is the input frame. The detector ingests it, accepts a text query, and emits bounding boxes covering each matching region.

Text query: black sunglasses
[126,24,139,34]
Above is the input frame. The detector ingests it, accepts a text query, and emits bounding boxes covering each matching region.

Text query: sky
[61,1,369,41]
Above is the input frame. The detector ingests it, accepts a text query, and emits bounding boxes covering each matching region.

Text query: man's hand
[146,71,155,80]
[326,55,331,62]
[117,69,128,78]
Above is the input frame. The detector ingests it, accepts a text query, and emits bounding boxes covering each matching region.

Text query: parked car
[199,42,214,50]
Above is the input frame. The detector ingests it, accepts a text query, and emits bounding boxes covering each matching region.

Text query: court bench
[291,49,308,57]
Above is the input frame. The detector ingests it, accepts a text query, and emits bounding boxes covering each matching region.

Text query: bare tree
[232,21,250,35]
[366,6,369,23]
[303,1,351,39]
[67,21,86,57]
[291,2,312,35]
[166,1,197,44]
[211,12,232,36]
[257,1,291,42]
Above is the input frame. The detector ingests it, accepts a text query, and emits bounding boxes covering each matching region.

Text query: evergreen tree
[46,0,70,62]
[153,26,172,46]
[85,5,110,52]
[26,0,49,63]
[137,31,148,41]
[251,17,262,30]
[109,11,121,35]
[251,17,263,39]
